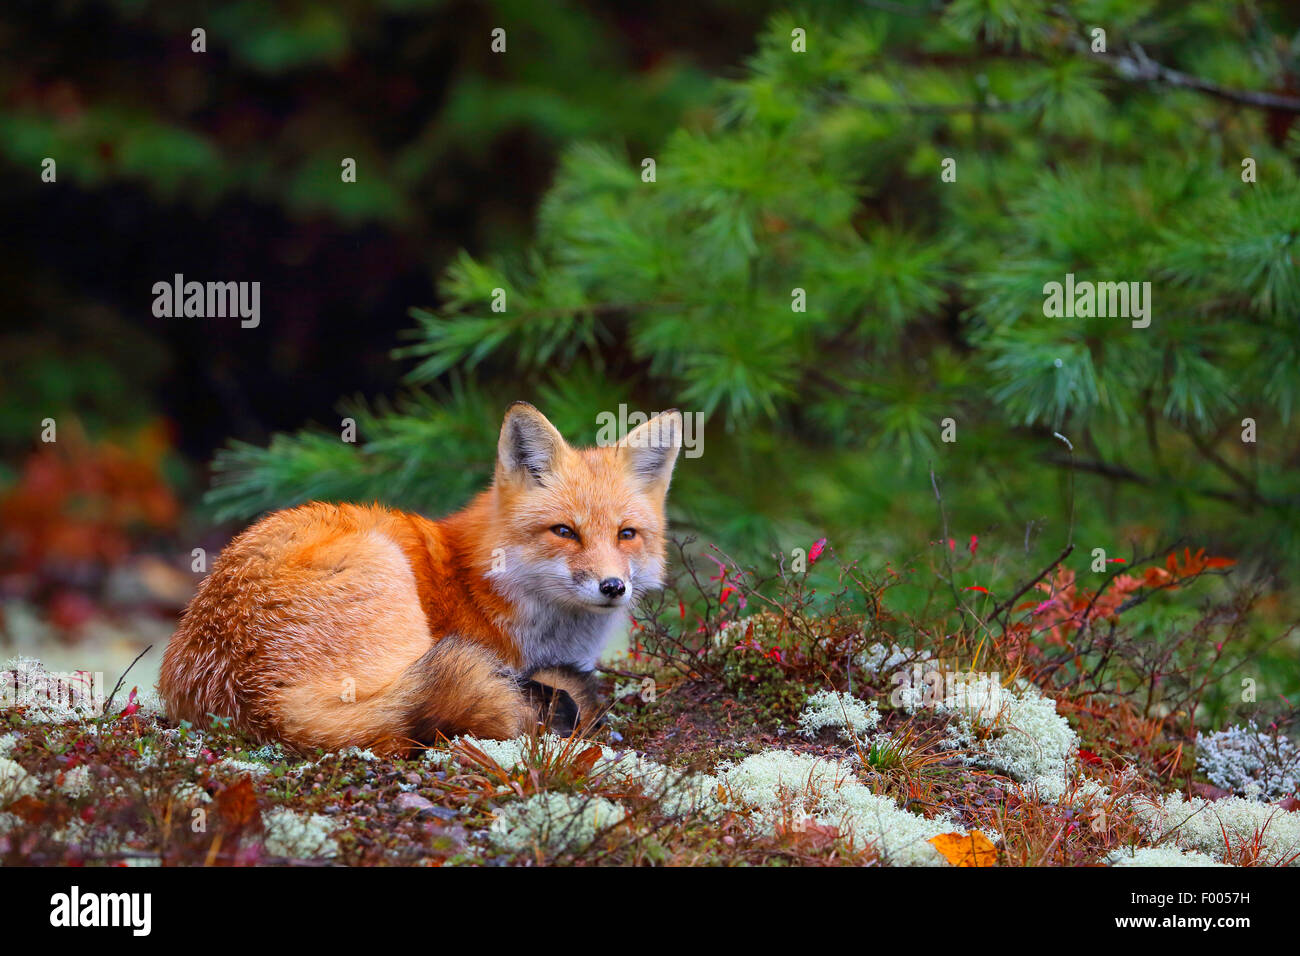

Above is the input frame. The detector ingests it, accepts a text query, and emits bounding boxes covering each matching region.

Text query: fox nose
[598,577,626,598]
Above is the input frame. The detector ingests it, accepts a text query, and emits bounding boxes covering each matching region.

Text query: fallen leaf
[216,775,260,833]
[1191,782,1232,802]
[929,831,998,867]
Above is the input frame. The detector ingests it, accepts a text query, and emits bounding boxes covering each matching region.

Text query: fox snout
[569,564,634,608]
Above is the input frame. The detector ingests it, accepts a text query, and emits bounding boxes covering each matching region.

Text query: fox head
[489,402,681,615]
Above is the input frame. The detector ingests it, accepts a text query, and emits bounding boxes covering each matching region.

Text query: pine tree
[212,0,1300,576]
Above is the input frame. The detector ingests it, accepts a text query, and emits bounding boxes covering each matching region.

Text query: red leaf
[1191,782,1232,802]
[216,776,260,833]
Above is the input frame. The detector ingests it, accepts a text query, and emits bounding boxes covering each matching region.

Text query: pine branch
[1184,428,1270,510]
[1044,455,1292,510]
[830,90,1041,114]
[1048,5,1300,113]
[1083,41,1300,112]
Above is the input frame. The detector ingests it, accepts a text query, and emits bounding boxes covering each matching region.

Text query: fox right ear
[497,402,567,485]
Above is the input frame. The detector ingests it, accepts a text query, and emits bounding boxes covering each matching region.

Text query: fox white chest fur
[488,551,648,672]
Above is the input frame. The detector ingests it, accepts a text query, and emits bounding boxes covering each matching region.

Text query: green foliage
[0,1,720,225]
[215,2,1300,588]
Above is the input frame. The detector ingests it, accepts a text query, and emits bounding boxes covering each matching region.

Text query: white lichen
[174,782,212,806]
[333,746,378,762]
[1107,842,1227,868]
[1133,791,1300,866]
[716,614,787,647]
[936,676,1086,801]
[115,686,166,718]
[1107,845,1228,867]
[58,765,94,798]
[1196,724,1299,802]
[856,641,932,675]
[487,792,627,854]
[798,689,880,740]
[51,817,143,857]
[1,656,104,724]
[0,757,38,804]
[261,807,339,859]
[216,757,273,777]
[717,749,984,866]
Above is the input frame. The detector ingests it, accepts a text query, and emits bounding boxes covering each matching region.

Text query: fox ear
[497,402,567,485]
[619,410,682,493]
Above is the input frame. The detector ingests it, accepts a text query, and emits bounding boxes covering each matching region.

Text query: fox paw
[519,679,581,736]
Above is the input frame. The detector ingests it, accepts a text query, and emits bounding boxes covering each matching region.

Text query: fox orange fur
[159,403,682,755]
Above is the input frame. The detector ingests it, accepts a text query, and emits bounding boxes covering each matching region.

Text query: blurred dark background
[1,0,774,462]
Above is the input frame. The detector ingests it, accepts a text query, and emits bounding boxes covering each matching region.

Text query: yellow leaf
[928,831,998,867]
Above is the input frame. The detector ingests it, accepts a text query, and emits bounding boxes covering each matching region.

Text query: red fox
[158,403,681,755]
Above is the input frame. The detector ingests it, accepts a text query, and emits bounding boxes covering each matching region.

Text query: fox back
[158,403,682,754]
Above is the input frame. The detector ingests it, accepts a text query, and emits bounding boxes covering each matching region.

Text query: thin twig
[929,464,961,607]
[102,644,153,718]
[987,545,1075,627]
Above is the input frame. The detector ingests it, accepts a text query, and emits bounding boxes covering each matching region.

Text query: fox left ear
[498,402,568,485]
[619,410,682,493]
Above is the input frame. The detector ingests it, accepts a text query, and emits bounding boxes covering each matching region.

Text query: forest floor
[3,613,1297,867]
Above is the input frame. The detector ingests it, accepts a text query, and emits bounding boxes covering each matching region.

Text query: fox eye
[618,528,637,540]
[550,524,579,540]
